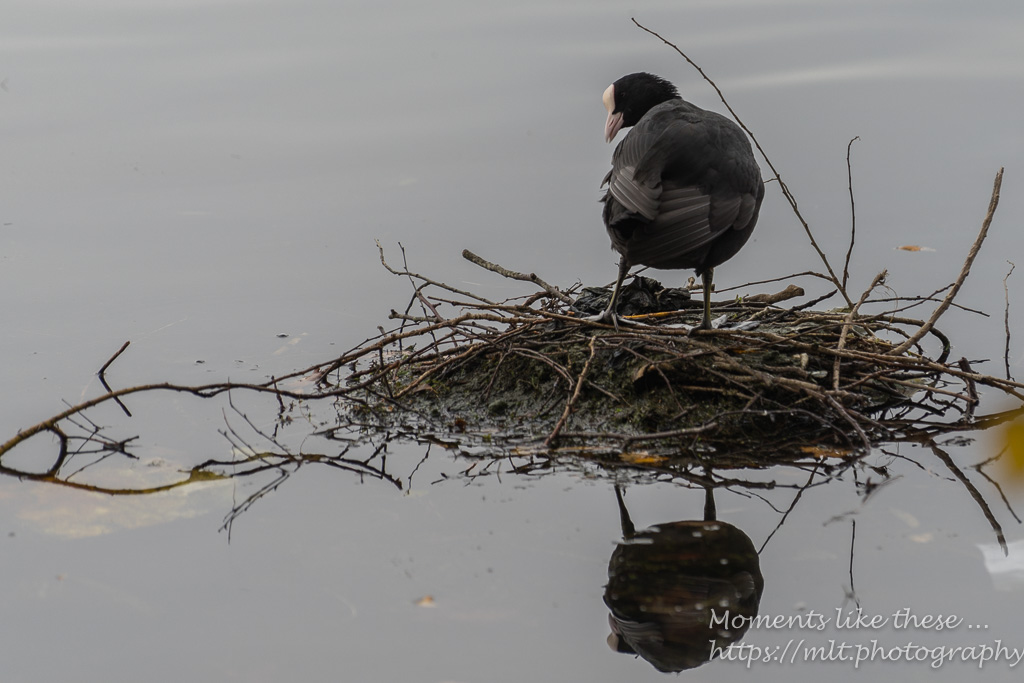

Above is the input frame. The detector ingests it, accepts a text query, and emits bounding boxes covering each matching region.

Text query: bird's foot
[688,314,760,332]
[686,313,731,333]
[583,311,652,330]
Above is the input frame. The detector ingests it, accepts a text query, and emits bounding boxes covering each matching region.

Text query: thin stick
[1004,261,1016,381]
[632,17,853,307]
[741,284,805,305]
[98,341,131,377]
[790,289,838,312]
[824,394,871,450]
[889,168,1003,356]
[833,271,886,390]
[545,336,598,447]
[462,249,573,304]
[376,240,496,306]
[957,357,980,421]
[716,270,835,293]
[842,137,860,291]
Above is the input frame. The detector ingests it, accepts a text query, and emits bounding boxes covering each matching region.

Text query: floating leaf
[799,445,851,459]
[619,452,667,465]
[999,419,1024,484]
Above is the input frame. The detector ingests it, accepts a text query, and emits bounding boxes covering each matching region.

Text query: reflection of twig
[842,137,860,292]
[889,169,1003,356]
[845,519,860,609]
[221,467,292,540]
[972,453,1022,525]
[98,340,132,417]
[927,438,1007,554]
[407,445,431,491]
[758,461,825,554]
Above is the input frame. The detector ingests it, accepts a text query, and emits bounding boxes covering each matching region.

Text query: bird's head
[603,72,680,142]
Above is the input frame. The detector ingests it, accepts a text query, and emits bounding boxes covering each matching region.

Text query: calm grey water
[2,1,1023,681]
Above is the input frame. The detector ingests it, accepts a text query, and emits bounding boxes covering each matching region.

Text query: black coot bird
[597,72,764,329]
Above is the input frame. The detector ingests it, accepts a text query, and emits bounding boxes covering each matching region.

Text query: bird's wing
[603,145,660,221]
[622,180,717,267]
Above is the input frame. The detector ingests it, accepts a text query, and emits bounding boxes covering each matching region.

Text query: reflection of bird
[598,72,765,329]
[604,486,764,672]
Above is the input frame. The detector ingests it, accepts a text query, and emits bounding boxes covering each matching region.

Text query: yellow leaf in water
[999,420,1024,484]
[799,445,852,459]
[619,452,667,465]
[414,595,436,608]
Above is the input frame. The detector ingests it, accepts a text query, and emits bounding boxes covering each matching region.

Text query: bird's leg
[587,256,630,329]
[606,256,630,326]
[699,267,714,330]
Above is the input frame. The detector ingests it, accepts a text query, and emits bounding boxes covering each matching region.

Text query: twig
[376,240,496,306]
[842,137,860,292]
[957,357,980,421]
[744,284,805,305]
[833,270,886,390]
[631,17,853,307]
[1004,261,1016,381]
[98,341,131,377]
[865,294,987,317]
[790,289,838,312]
[889,168,1003,356]
[717,270,836,293]
[462,249,573,304]
[545,336,599,447]
[824,394,871,451]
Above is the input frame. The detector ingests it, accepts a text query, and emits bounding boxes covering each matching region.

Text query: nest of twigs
[314,231,1021,468]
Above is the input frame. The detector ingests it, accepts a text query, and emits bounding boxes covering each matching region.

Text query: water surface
[2,1,1023,681]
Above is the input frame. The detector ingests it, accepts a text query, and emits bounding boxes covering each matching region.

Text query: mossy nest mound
[330,253,1004,465]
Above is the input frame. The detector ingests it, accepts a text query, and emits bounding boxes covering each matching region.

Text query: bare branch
[1005,261,1016,381]
[888,168,1003,356]
[545,336,599,447]
[842,137,861,291]
[462,249,574,304]
[631,17,853,307]
[833,270,886,390]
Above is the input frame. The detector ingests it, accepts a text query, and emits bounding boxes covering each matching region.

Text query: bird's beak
[602,83,622,143]
[604,111,623,143]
